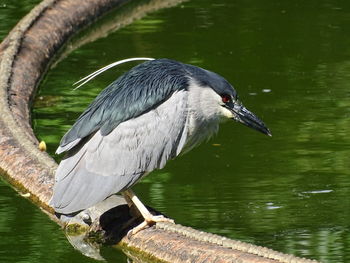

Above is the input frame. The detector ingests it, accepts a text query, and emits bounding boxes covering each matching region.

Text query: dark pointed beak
[225,101,272,136]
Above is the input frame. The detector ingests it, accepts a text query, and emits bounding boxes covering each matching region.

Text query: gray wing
[50,90,189,214]
[58,59,189,150]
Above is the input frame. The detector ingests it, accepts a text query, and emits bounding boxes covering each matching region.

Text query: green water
[1,0,350,262]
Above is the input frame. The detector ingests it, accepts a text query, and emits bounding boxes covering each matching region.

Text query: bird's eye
[221,94,231,103]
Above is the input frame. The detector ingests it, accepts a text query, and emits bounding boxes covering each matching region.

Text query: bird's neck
[183,81,222,152]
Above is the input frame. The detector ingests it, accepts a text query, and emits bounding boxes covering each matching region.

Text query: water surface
[2,0,350,262]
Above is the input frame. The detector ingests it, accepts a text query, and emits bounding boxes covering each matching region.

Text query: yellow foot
[127,215,174,237]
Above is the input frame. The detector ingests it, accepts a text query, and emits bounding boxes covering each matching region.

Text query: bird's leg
[122,189,174,235]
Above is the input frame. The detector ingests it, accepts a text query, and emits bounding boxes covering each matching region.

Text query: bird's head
[186,64,271,136]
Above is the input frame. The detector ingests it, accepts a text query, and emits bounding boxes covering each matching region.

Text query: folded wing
[50,90,189,214]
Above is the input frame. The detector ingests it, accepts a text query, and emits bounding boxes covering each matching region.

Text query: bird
[50,58,271,234]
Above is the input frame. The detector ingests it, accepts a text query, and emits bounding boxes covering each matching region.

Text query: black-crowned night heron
[50,58,271,234]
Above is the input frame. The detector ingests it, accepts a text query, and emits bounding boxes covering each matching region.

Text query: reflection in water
[55,0,188,67]
[1,0,350,262]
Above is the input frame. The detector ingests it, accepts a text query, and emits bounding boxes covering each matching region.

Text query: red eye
[221,94,231,103]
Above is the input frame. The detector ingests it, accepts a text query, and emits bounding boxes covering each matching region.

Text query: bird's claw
[127,215,175,237]
[145,215,174,224]
[127,221,148,238]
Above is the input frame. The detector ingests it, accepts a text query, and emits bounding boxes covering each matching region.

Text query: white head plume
[73,57,155,90]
